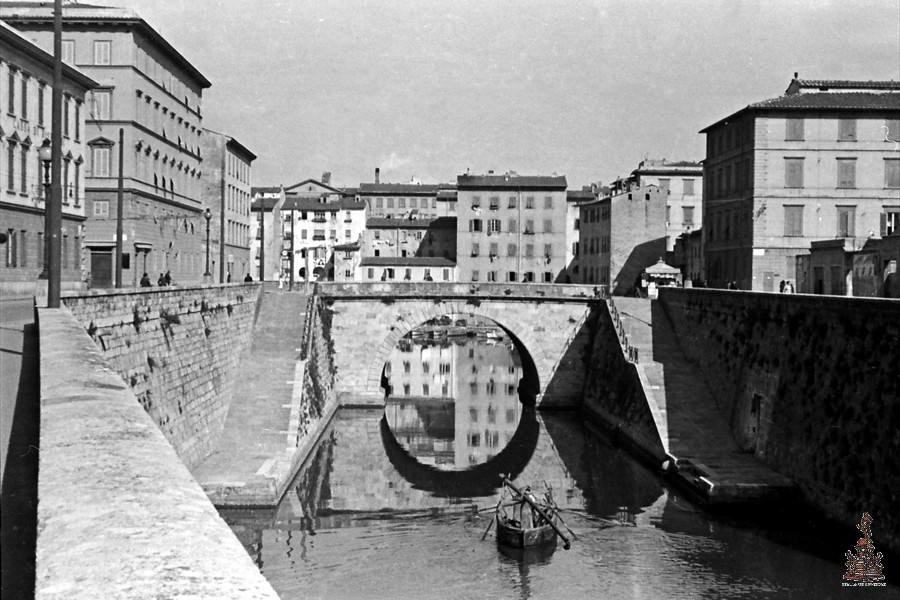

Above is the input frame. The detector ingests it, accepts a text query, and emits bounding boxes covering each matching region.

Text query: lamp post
[38,140,52,279]
[203,207,212,280]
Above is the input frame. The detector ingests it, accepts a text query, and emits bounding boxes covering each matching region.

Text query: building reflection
[383,315,523,470]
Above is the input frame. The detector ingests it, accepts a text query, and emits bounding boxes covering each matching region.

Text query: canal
[220,317,898,599]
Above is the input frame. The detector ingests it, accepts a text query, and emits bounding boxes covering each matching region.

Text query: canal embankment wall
[60,284,261,470]
[657,288,900,554]
[580,301,670,467]
[36,305,278,599]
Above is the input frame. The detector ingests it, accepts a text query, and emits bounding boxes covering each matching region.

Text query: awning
[134,242,154,251]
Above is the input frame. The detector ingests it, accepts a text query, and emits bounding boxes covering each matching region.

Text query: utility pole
[47,0,63,307]
[115,128,124,288]
[258,204,265,281]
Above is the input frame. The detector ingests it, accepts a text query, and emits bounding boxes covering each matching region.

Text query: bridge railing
[606,296,639,363]
[317,281,606,301]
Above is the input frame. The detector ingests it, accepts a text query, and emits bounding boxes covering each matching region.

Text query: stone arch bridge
[317,282,600,407]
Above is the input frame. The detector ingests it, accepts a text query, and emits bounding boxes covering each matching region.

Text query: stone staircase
[614,297,797,506]
[193,289,309,504]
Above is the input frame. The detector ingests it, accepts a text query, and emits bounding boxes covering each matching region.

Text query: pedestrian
[157,273,167,286]
[244,273,253,282]
[164,271,172,286]
[779,280,786,293]
[784,281,794,294]
[278,274,284,290]
[227,272,232,283]
[140,272,152,287]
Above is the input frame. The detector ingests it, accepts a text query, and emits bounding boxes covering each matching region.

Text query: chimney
[375,168,380,184]
[321,171,331,185]
[794,71,799,80]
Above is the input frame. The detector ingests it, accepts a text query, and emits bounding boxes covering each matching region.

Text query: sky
[57,0,900,189]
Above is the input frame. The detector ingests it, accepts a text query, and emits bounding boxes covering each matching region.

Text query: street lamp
[38,140,52,278]
[203,207,212,279]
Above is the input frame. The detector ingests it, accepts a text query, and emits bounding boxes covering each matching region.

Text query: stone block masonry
[658,288,900,554]
[61,283,261,470]
[36,306,278,600]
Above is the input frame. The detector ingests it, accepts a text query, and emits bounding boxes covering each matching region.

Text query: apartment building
[358,169,441,220]
[2,3,211,287]
[0,20,97,296]
[456,172,569,283]
[281,195,366,281]
[363,216,456,261]
[249,187,284,281]
[630,159,703,252]
[200,129,255,282]
[578,184,668,294]
[700,75,900,290]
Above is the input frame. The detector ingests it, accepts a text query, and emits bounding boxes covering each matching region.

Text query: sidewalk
[192,290,310,506]
[615,297,797,505]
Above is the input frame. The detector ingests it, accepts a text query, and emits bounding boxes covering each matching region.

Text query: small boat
[491,476,571,550]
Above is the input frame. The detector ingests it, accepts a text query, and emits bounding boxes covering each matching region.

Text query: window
[543,219,552,233]
[91,146,110,177]
[367,267,374,279]
[489,196,499,210]
[93,40,111,65]
[74,101,81,140]
[488,219,501,233]
[487,270,497,282]
[507,243,517,257]
[886,119,900,143]
[472,195,481,209]
[784,205,803,236]
[658,178,670,193]
[525,244,534,258]
[93,200,109,216]
[375,197,383,208]
[93,90,111,119]
[469,219,482,232]
[398,198,406,209]
[489,242,498,256]
[7,70,15,114]
[839,119,856,141]
[524,220,534,234]
[885,159,900,189]
[683,179,695,196]
[63,96,70,136]
[882,209,900,236]
[21,75,28,120]
[837,206,856,237]
[508,196,517,208]
[786,118,804,141]
[837,159,856,188]
[544,196,553,209]
[471,269,479,282]
[543,272,553,282]
[387,197,394,208]
[785,158,804,188]
[525,196,534,209]
[61,40,75,64]
[683,206,695,228]
[507,218,517,233]
[507,271,517,282]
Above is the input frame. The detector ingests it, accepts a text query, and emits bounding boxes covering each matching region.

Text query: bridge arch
[364,301,546,403]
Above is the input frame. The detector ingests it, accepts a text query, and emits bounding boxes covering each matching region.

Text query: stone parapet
[36,306,278,600]
[318,281,603,301]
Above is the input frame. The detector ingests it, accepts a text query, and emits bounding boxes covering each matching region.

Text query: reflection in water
[220,321,898,600]
[383,317,525,470]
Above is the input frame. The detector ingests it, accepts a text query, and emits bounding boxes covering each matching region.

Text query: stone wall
[36,306,278,599]
[580,302,668,465]
[323,293,593,408]
[61,283,261,469]
[657,288,900,553]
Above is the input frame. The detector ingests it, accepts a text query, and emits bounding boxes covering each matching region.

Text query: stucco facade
[1,4,211,288]
[700,76,900,291]
[456,172,569,284]
[0,20,97,296]
[249,189,284,281]
[200,129,255,282]
[578,184,668,294]
[630,159,703,253]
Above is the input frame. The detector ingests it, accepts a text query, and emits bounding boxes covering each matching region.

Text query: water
[221,319,899,600]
